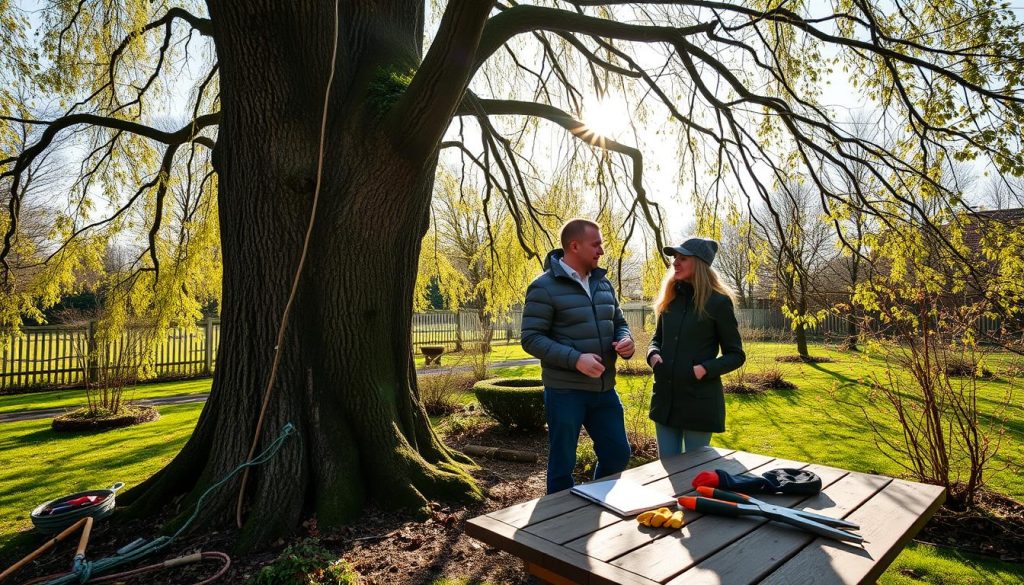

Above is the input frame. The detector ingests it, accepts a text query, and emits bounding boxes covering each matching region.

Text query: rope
[235,0,341,529]
[34,424,295,585]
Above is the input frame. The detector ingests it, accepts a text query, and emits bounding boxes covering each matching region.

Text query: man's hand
[612,337,635,358]
[648,354,663,368]
[576,353,605,378]
[693,364,707,380]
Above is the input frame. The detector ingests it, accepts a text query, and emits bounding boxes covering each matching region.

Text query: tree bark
[120,0,480,549]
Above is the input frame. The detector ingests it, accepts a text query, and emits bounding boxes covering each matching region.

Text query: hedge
[473,377,545,430]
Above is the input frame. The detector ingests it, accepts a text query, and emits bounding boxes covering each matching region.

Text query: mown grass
[0,402,204,551]
[0,377,213,414]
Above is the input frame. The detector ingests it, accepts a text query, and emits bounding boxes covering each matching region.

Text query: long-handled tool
[0,517,93,582]
[678,486,863,543]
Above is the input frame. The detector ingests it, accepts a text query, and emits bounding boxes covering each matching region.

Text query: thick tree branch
[1,113,218,281]
[476,5,715,69]
[390,0,495,161]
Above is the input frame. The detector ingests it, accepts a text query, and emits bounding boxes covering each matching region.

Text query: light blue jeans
[654,422,712,458]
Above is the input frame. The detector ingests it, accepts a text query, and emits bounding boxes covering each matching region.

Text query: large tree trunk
[121,0,479,549]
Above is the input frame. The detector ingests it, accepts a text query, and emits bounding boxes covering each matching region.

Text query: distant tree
[714,207,764,309]
[757,182,834,358]
[977,174,1024,210]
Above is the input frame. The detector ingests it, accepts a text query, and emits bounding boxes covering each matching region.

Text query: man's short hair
[560,218,600,249]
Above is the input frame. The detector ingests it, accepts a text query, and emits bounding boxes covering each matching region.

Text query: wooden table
[466,447,945,585]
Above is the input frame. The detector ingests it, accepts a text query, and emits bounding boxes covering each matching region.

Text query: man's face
[569,226,604,271]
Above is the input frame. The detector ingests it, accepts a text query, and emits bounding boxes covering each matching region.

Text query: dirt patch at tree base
[51,405,160,432]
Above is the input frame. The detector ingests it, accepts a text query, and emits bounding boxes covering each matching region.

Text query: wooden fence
[3,308,1008,391]
[0,319,220,391]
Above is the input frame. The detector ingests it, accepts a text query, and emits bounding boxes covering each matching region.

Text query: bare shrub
[620,376,653,456]
[775,354,836,364]
[418,369,476,416]
[855,300,1012,510]
[469,342,490,381]
[944,356,993,379]
[73,325,153,415]
[745,364,797,390]
[725,358,796,393]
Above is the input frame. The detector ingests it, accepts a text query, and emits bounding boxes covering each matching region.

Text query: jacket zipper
[590,296,605,392]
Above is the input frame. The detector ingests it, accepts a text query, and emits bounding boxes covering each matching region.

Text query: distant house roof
[962,207,1024,252]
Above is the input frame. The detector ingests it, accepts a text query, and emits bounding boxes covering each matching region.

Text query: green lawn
[1,341,1021,583]
[0,377,213,414]
[0,402,204,550]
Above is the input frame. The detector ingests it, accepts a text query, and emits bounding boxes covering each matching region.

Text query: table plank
[564,456,812,561]
[465,514,660,585]
[607,461,852,583]
[757,479,945,585]
[666,469,891,585]
[489,447,734,529]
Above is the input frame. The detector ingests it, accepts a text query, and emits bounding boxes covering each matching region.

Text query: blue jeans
[654,422,712,459]
[544,388,631,494]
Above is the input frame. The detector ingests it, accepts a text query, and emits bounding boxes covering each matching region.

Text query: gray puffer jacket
[521,249,631,391]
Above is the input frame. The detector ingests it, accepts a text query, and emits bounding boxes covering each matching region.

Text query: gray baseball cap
[663,237,719,266]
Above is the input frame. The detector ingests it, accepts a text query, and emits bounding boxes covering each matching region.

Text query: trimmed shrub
[775,354,836,364]
[745,365,797,390]
[52,405,160,432]
[473,377,545,430]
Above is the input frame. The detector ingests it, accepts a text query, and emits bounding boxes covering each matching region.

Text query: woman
[647,237,745,457]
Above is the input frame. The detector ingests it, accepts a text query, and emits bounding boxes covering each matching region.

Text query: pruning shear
[678,486,863,543]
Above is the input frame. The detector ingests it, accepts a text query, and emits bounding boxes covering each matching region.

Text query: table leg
[525,561,581,585]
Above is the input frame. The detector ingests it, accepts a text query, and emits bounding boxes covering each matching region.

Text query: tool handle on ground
[75,517,93,558]
[695,486,751,503]
[0,517,89,582]
[678,496,745,516]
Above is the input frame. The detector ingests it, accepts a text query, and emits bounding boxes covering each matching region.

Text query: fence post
[86,320,99,385]
[455,310,463,352]
[204,318,214,375]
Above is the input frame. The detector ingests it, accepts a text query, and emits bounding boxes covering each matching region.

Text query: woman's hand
[693,364,707,380]
[649,354,663,368]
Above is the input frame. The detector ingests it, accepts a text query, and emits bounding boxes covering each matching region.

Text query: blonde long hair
[653,258,737,319]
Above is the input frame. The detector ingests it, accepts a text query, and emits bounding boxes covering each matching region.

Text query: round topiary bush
[473,377,545,430]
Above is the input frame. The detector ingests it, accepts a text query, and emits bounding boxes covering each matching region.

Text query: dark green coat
[646,282,745,432]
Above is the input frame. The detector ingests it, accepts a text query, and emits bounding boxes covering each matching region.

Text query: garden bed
[51,405,160,432]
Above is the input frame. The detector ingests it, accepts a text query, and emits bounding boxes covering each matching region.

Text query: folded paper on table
[570,478,677,516]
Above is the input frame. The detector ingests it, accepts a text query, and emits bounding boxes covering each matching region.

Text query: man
[521,218,635,494]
